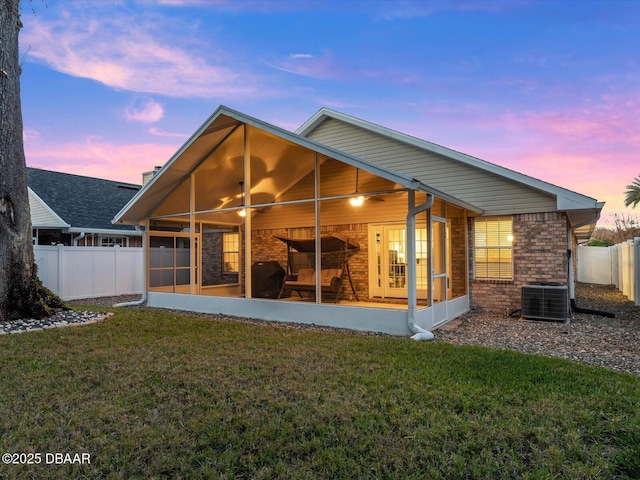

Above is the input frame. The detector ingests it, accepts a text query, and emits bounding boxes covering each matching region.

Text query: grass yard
[1,307,639,479]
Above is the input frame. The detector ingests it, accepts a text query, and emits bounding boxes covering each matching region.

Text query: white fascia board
[299,109,600,212]
[557,195,602,212]
[28,187,70,228]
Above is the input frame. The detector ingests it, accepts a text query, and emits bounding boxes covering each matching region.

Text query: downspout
[73,232,86,246]
[567,212,615,318]
[113,224,147,308]
[407,190,435,340]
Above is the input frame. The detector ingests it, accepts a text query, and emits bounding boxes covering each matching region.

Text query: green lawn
[1,307,639,479]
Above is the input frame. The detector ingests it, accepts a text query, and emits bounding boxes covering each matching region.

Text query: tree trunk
[0,0,48,322]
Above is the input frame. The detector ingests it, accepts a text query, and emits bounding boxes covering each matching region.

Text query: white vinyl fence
[34,245,144,301]
[577,238,640,305]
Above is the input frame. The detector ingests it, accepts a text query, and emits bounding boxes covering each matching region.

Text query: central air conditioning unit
[521,283,568,321]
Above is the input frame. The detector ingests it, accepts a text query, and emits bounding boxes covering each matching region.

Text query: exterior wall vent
[521,283,568,321]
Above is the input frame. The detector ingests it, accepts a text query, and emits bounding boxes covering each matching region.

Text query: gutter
[113,225,147,308]
[406,192,435,340]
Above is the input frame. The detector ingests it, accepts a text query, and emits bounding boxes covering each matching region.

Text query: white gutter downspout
[407,189,435,340]
[73,232,86,246]
[113,224,147,308]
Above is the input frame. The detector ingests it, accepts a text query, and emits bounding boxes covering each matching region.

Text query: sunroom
[114,106,481,335]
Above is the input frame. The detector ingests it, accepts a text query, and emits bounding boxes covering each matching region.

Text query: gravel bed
[11,284,640,377]
[435,282,640,377]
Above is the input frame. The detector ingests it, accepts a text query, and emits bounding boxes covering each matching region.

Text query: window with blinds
[474,216,513,279]
[222,232,239,273]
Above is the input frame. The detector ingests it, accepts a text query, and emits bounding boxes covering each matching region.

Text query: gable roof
[27,168,141,233]
[113,105,480,226]
[297,108,604,241]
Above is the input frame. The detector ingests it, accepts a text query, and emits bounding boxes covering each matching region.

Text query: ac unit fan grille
[522,284,568,321]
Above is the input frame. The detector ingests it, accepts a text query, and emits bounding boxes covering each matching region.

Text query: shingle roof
[27,167,141,232]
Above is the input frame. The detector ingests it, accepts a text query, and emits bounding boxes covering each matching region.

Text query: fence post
[57,244,65,300]
[114,245,120,295]
[635,237,640,306]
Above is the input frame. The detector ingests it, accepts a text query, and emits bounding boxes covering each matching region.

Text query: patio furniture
[275,233,360,302]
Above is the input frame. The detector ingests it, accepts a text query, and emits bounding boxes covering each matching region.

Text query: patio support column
[244,124,252,299]
[406,188,434,339]
[314,152,321,303]
[189,173,196,295]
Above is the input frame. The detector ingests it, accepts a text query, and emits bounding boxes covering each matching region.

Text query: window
[101,236,127,247]
[474,216,513,279]
[222,232,239,273]
[288,227,312,239]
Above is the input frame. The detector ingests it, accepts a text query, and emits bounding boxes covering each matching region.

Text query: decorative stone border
[0,311,113,335]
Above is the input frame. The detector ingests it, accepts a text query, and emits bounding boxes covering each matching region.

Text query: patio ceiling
[114,106,480,227]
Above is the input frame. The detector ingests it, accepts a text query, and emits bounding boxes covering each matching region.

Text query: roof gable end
[297,108,600,213]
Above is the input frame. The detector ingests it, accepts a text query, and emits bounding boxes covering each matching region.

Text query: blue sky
[18,0,640,226]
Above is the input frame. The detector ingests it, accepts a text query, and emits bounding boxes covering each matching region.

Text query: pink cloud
[263,51,347,80]
[25,137,180,185]
[124,98,164,123]
[390,97,640,228]
[148,127,189,138]
[20,9,259,99]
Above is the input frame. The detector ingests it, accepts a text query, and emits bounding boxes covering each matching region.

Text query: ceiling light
[237,181,246,217]
[350,168,365,207]
[349,196,365,207]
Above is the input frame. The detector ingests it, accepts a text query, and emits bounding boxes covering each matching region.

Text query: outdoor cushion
[284,268,342,289]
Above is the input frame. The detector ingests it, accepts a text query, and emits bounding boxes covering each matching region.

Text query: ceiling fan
[349,168,384,206]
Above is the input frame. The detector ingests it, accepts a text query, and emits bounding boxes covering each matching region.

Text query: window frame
[222,232,239,274]
[474,216,513,280]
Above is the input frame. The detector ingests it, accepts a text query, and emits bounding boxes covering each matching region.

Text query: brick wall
[470,212,569,313]
[449,216,467,298]
[251,224,368,301]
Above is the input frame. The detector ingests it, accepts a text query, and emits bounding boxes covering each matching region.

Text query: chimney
[142,166,162,186]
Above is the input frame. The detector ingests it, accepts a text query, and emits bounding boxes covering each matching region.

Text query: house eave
[28,187,70,228]
[564,201,605,243]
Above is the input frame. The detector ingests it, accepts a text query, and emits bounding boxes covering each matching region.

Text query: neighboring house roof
[297,108,604,241]
[27,167,141,234]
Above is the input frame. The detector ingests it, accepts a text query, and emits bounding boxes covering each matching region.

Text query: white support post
[244,124,252,299]
[314,152,321,303]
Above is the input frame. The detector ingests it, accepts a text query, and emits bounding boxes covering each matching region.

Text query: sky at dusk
[18,0,640,227]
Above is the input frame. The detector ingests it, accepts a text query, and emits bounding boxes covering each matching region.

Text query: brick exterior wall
[251,224,368,301]
[449,216,467,299]
[470,212,569,314]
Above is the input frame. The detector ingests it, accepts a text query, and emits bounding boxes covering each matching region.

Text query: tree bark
[0,0,47,322]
